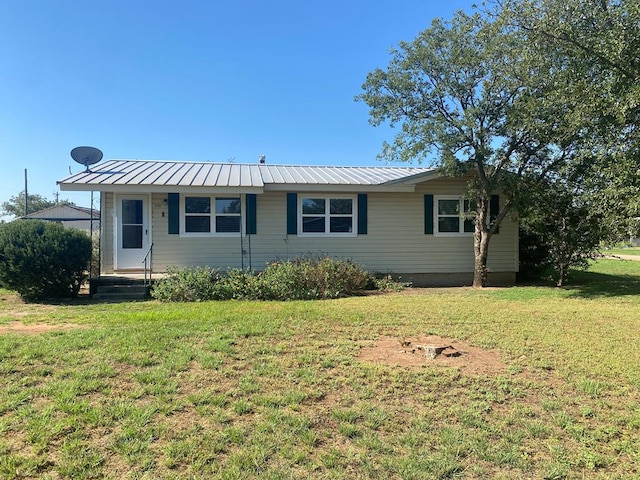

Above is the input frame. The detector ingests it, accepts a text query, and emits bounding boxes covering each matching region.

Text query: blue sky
[1,0,475,216]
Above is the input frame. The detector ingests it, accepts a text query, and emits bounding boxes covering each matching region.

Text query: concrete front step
[93,284,150,301]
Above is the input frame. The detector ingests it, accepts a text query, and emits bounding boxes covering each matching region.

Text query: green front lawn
[1,259,640,479]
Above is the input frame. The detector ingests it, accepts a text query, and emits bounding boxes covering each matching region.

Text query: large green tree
[497,0,640,240]
[497,0,639,113]
[357,11,578,287]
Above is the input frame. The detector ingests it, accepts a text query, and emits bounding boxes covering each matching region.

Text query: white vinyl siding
[101,192,114,273]
[100,176,518,277]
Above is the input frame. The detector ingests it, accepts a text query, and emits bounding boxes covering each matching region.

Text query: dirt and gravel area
[0,321,83,335]
[358,335,506,375]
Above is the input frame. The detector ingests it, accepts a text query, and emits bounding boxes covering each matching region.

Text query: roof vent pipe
[259,154,266,164]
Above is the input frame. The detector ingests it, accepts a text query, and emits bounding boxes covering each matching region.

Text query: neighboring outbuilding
[22,204,100,234]
[57,159,518,286]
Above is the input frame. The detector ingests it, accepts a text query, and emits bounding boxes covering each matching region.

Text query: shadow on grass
[563,270,640,298]
[1,291,152,306]
[516,263,640,299]
[44,295,152,306]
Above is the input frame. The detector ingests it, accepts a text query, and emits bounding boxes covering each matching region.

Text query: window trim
[180,195,244,237]
[433,195,475,236]
[298,195,357,237]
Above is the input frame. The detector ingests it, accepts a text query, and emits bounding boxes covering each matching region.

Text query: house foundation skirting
[391,272,516,287]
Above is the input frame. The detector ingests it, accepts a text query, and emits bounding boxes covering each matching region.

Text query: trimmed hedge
[0,220,92,301]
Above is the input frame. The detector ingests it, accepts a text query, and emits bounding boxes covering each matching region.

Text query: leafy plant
[150,266,221,302]
[259,256,371,300]
[518,177,604,286]
[151,256,390,302]
[371,273,412,292]
[0,219,91,301]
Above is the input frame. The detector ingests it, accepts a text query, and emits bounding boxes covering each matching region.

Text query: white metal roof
[58,159,437,193]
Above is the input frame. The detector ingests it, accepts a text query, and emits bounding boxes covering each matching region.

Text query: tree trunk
[473,200,491,288]
[473,232,491,287]
[556,222,569,287]
[556,263,567,287]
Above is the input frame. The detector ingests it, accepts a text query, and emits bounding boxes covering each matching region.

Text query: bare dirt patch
[0,321,82,335]
[358,335,506,376]
[605,254,640,261]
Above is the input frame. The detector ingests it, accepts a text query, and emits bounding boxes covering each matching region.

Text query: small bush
[0,220,92,301]
[371,273,412,292]
[259,256,371,300]
[211,268,267,300]
[151,256,399,302]
[150,266,221,302]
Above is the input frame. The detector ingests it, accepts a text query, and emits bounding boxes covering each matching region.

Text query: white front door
[116,195,150,270]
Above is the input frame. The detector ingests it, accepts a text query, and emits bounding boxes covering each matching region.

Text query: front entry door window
[122,199,143,249]
[116,196,148,270]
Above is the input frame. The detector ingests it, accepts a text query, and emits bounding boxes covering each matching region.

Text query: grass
[604,246,640,256]
[1,258,640,478]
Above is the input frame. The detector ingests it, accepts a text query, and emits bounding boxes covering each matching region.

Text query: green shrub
[371,273,412,292]
[151,256,393,302]
[150,266,221,302]
[0,220,92,301]
[260,256,371,300]
[211,268,267,300]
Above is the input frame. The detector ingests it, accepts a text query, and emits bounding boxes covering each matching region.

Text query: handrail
[142,243,154,286]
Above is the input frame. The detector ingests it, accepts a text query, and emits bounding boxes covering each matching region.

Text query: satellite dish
[70,146,103,172]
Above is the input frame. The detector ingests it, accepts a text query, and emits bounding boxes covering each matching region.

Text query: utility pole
[24,169,28,216]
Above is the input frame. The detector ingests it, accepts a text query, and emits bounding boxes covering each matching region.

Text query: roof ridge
[107,159,433,170]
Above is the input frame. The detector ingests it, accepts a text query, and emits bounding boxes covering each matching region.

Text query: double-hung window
[300,196,355,235]
[184,197,211,233]
[215,198,242,233]
[183,196,241,235]
[435,196,475,235]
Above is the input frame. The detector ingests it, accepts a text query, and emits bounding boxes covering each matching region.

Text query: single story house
[22,204,100,234]
[57,159,518,286]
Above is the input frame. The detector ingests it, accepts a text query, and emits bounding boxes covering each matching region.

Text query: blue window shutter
[168,193,179,234]
[357,194,368,235]
[286,193,297,235]
[490,195,500,234]
[424,194,434,234]
[246,194,257,234]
